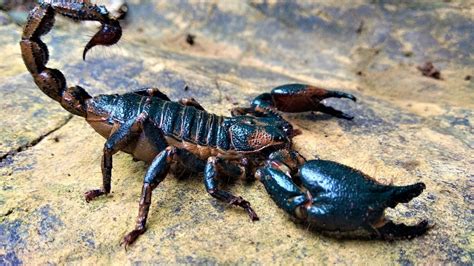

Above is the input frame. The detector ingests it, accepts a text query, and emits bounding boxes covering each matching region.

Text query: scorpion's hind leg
[178,97,205,111]
[204,157,259,221]
[234,83,356,119]
[121,146,178,249]
[85,114,146,202]
[131,87,171,101]
[131,88,205,110]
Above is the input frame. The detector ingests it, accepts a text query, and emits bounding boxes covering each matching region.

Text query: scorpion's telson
[20,2,430,248]
[41,0,122,60]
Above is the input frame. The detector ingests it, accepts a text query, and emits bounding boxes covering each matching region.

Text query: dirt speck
[356,20,364,34]
[417,62,442,80]
[399,160,420,171]
[186,34,196,46]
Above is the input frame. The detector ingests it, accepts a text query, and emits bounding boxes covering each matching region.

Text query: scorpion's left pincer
[258,158,431,240]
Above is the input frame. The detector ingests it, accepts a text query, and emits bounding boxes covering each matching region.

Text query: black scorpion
[20,1,430,247]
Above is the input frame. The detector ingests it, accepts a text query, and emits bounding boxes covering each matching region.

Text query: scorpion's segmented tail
[20,1,122,116]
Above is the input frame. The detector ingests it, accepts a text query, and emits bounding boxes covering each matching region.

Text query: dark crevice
[0,115,73,164]
[1,208,14,217]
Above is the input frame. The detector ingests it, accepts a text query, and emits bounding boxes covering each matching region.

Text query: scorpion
[20,1,429,248]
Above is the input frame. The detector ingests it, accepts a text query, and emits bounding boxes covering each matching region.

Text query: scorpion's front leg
[233,84,356,119]
[204,157,259,221]
[85,114,146,202]
[257,154,430,239]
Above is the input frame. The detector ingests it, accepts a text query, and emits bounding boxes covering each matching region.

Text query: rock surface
[0,0,472,264]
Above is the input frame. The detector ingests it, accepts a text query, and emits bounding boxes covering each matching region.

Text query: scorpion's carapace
[20,2,430,248]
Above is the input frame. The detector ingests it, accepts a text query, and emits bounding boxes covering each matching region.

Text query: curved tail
[19,1,122,116]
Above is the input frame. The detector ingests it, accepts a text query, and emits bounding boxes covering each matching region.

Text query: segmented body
[86,94,232,162]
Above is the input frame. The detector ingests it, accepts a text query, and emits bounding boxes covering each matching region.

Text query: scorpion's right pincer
[258,156,430,240]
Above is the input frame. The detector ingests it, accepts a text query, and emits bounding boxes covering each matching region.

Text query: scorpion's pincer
[258,159,431,239]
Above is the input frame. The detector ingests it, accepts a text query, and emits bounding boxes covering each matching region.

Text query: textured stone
[0,1,472,264]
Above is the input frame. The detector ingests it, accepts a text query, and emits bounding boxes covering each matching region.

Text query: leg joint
[103,144,114,153]
[207,156,220,165]
[207,188,216,195]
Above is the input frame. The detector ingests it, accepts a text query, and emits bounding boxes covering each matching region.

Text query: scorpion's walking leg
[85,114,147,202]
[121,146,178,248]
[178,97,205,111]
[204,157,259,221]
[233,84,356,119]
[131,87,171,101]
[131,88,205,110]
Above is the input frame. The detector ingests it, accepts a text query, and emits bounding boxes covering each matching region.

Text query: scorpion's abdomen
[151,101,226,151]
[148,100,238,160]
[87,95,234,161]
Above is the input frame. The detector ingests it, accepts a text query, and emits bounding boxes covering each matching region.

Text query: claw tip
[82,48,89,61]
[417,182,426,190]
